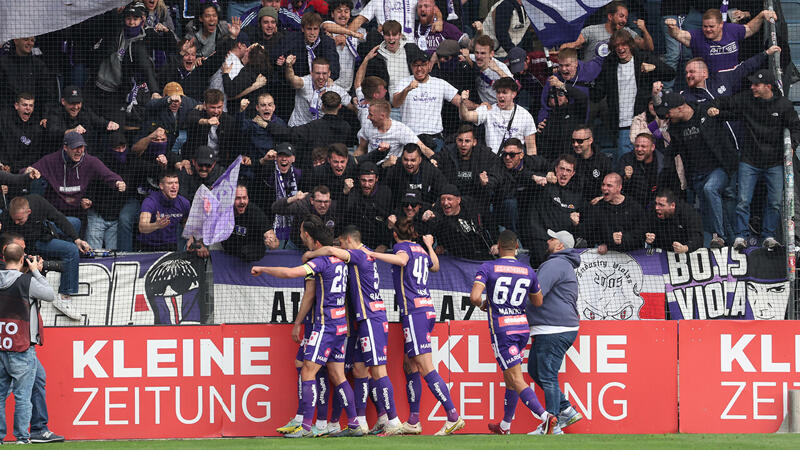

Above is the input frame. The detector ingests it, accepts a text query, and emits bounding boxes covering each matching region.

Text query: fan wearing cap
[136,82,198,160]
[387,189,431,237]
[303,143,358,203]
[708,68,800,251]
[45,86,119,146]
[0,36,55,122]
[177,145,226,199]
[341,161,393,251]
[29,131,125,219]
[251,142,302,248]
[422,183,492,259]
[537,47,604,124]
[534,67,589,163]
[391,50,460,152]
[243,5,287,72]
[658,91,736,248]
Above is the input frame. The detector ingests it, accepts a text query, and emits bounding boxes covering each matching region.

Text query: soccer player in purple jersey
[470,230,559,435]
[252,215,363,438]
[367,217,466,436]
[303,225,404,436]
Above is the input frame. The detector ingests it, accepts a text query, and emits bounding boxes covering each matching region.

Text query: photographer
[0,195,89,321]
[0,243,58,444]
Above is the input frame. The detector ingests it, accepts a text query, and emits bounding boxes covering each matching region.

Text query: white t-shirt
[359,0,418,40]
[357,119,419,158]
[355,87,371,128]
[391,75,458,135]
[325,21,366,91]
[470,55,513,104]
[288,75,353,126]
[616,58,637,128]
[379,42,412,95]
[476,103,536,154]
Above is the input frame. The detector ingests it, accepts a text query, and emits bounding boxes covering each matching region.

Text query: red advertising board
[679,321,800,433]
[31,321,677,439]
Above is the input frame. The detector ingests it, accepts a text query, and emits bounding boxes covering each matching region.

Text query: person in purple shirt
[137,171,190,252]
[469,230,557,435]
[665,8,776,74]
[251,215,361,438]
[302,225,403,435]
[367,217,465,436]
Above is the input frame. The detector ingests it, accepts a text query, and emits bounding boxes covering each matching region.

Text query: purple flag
[183,156,242,244]
[522,0,611,48]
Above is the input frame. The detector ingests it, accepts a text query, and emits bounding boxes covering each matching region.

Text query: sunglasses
[571,137,590,144]
[502,152,523,158]
[198,163,213,169]
[402,202,419,208]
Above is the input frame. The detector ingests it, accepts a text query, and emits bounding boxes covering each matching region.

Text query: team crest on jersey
[592,169,600,178]
[383,346,388,355]
[308,331,319,346]
[509,345,519,356]
[360,336,372,352]
[403,327,412,343]
[383,321,389,333]
[425,332,431,342]
[324,347,331,357]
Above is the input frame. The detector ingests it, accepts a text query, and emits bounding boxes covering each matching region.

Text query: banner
[0,1,129,42]
[522,0,611,48]
[679,321,800,433]
[34,321,677,439]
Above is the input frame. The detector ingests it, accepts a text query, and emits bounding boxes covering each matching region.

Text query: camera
[25,254,63,273]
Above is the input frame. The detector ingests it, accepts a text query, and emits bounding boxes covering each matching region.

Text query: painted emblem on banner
[577,250,644,320]
[144,252,206,325]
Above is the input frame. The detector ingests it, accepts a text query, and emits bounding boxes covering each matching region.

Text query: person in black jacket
[425,184,492,260]
[1,93,46,180]
[137,82,199,159]
[659,92,737,248]
[382,143,445,208]
[251,142,302,247]
[303,143,358,203]
[493,138,550,236]
[386,189,432,239]
[0,37,56,119]
[221,184,272,261]
[570,125,613,203]
[178,146,225,200]
[645,189,703,254]
[535,80,589,164]
[432,124,499,214]
[45,86,119,151]
[582,172,645,254]
[620,133,674,209]
[279,12,340,80]
[182,88,240,165]
[157,36,234,103]
[222,39,272,111]
[709,69,800,250]
[341,162,393,252]
[271,184,341,248]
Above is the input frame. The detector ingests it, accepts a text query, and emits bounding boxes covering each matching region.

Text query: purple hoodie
[538,55,605,123]
[32,150,122,214]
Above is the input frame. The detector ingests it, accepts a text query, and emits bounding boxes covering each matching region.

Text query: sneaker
[284,427,315,438]
[29,430,64,443]
[329,426,364,437]
[733,237,747,251]
[527,413,561,435]
[322,422,341,436]
[53,296,81,320]
[276,418,302,434]
[359,423,369,435]
[434,417,465,436]
[369,421,387,435]
[15,439,30,445]
[709,234,725,249]
[763,237,780,250]
[379,423,403,436]
[487,422,510,435]
[400,421,422,435]
[557,407,583,429]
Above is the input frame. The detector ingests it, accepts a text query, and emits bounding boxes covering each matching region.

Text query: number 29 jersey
[304,255,348,327]
[473,257,540,335]
[392,241,435,316]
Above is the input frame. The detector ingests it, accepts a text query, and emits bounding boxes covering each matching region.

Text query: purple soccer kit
[474,257,547,424]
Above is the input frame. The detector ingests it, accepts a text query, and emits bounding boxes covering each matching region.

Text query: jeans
[34,238,79,295]
[86,210,119,250]
[527,330,578,416]
[0,347,37,441]
[736,163,784,240]
[691,168,732,240]
[117,198,141,252]
[30,357,48,434]
[615,129,634,169]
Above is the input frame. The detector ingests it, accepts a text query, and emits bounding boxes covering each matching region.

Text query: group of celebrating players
[251,216,581,437]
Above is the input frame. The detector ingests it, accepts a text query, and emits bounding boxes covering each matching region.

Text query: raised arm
[634,19,654,52]
[459,90,478,123]
[251,264,309,278]
[664,18,691,47]
[284,55,305,89]
[423,234,440,272]
[745,10,778,38]
[369,249,410,267]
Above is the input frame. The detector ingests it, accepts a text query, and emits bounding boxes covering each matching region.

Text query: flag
[0,1,129,43]
[522,0,612,48]
[183,156,242,245]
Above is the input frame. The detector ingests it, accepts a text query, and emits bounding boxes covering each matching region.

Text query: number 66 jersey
[474,257,540,336]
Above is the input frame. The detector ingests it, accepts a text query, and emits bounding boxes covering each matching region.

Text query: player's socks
[503,389,519,423]
[376,376,398,420]
[295,367,303,416]
[519,387,546,416]
[316,368,330,418]
[300,380,317,430]
[405,371,422,424]
[370,378,386,416]
[335,381,359,427]
[354,377,370,417]
[329,387,343,422]
[423,371,459,422]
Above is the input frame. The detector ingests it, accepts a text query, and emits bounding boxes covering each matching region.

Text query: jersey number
[492,276,530,307]
[412,256,429,286]
[331,265,347,294]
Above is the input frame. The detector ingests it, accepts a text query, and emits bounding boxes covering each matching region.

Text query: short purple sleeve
[474,262,490,285]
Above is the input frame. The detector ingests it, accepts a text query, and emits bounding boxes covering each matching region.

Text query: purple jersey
[346,247,388,322]
[304,255,348,328]
[392,241,435,316]
[689,23,746,73]
[474,257,540,335]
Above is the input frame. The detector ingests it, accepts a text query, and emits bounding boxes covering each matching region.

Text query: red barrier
[31,321,678,439]
[679,321,800,433]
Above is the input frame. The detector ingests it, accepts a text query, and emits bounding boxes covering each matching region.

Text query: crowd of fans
[0,0,798,317]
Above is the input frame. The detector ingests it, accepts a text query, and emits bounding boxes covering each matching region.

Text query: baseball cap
[258,6,279,21]
[410,49,430,64]
[122,2,146,18]
[163,81,184,97]
[748,69,776,86]
[547,229,575,249]
[195,146,218,165]
[654,92,686,119]
[440,184,461,197]
[109,132,127,149]
[64,131,86,149]
[276,142,294,156]
[435,39,460,58]
[236,31,251,47]
[401,190,423,205]
[359,161,379,176]
[63,86,83,103]
[507,47,527,74]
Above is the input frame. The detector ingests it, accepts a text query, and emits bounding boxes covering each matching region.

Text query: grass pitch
[45,434,800,449]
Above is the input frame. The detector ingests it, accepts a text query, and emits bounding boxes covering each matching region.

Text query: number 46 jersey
[392,241,435,316]
[474,257,540,335]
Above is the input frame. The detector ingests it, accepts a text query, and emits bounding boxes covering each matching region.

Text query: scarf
[123,24,144,39]
[385,0,413,35]
[306,37,321,73]
[273,163,298,240]
[113,149,128,165]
